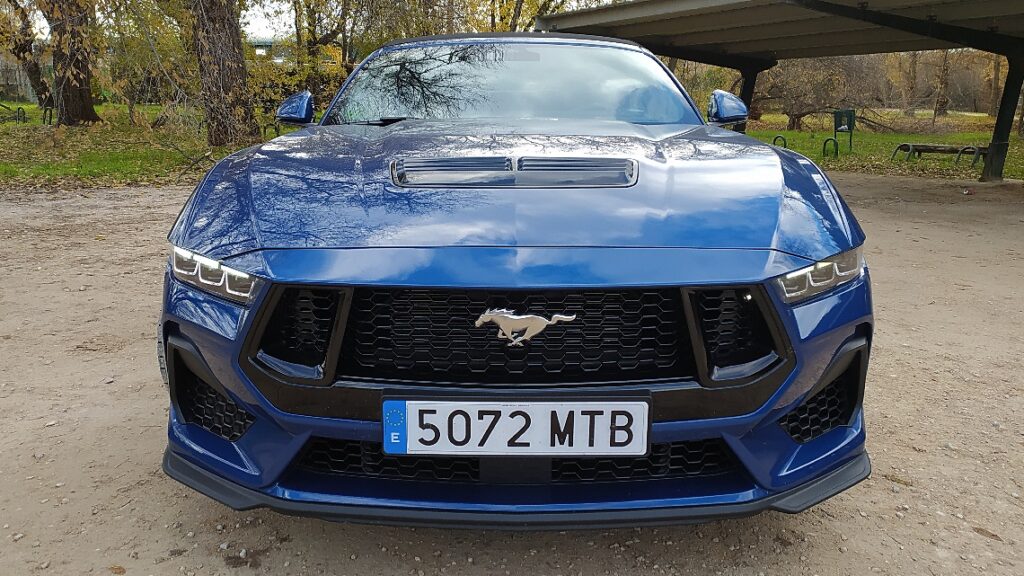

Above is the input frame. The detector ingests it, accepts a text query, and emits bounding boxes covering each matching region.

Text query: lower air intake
[780,364,858,443]
[297,439,737,484]
[177,375,255,442]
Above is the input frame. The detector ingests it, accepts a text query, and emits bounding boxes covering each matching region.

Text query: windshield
[323,42,703,126]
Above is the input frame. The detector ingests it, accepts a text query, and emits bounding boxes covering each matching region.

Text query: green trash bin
[834,109,855,152]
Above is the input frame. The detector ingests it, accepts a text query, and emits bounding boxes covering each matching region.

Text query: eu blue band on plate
[382,400,408,454]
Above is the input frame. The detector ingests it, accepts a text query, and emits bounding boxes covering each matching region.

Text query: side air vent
[392,156,637,188]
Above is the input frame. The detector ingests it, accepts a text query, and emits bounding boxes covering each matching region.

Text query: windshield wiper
[343,117,418,126]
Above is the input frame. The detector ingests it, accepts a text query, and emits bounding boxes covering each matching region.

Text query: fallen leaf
[972,527,1003,542]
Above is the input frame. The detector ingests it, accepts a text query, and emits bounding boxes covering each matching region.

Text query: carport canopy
[536,0,1024,181]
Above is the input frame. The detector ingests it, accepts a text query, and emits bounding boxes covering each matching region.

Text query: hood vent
[392,156,637,188]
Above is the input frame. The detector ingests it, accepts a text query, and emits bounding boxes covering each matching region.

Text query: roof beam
[770,37,954,59]
[707,26,926,54]
[536,0,756,31]
[784,0,1024,57]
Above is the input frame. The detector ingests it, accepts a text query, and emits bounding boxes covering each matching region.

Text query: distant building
[249,37,288,65]
[0,54,35,102]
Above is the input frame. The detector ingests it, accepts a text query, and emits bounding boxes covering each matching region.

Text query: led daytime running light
[170,247,259,304]
[777,248,864,304]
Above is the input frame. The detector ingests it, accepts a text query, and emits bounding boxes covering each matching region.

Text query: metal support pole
[982,58,1023,182]
[736,68,760,134]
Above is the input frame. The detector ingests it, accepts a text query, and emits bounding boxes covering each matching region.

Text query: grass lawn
[747,111,1024,180]
[1,103,1021,188]
[0,102,233,188]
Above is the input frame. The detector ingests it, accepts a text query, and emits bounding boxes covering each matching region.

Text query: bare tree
[989,53,1002,117]
[186,0,258,146]
[932,49,951,119]
[761,58,848,130]
[905,52,921,117]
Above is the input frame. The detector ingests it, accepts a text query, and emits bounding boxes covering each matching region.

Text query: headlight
[171,246,261,305]
[776,247,864,304]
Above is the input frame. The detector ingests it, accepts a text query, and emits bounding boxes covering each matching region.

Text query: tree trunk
[786,114,803,130]
[1018,96,1024,136]
[5,0,53,107]
[990,54,1002,117]
[40,0,101,125]
[490,0,496,31]
[292,0,305,69]
[933,50,951,120]
[903,51,918,117]
[187,0,258,146]
[509,0,524,31]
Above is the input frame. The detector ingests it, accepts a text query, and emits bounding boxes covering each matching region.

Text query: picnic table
[891,143,988,166]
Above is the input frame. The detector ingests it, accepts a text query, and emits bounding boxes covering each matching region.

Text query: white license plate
[382,400,649,456]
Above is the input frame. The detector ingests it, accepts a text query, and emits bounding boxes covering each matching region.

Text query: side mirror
[276,90,314,125]
[707,89,748,126]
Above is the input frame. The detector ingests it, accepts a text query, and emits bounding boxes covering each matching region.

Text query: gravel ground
[0,173,1022,575]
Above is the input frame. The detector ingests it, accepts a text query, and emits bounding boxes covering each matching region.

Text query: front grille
[177,375,255,441]
[259,288,340,367]
[780,366,858,443]
[297,439,737,483]
[336,288,696,385]
[694,289,776,371]
[552,439,737,482]
[301,439,480,482]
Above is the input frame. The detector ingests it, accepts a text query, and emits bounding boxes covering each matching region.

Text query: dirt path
[1,173,1022,575]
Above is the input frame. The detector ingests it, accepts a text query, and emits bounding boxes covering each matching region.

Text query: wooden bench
[891,143,988,166]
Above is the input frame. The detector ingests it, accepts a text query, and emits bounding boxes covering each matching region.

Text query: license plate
[382,400,649,456]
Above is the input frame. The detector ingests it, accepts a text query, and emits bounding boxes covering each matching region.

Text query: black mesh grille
[780,367,857,443]
[297,439,737,483]
[336,288,695,385]
[694,289,776,370]
[259,288,340,367]
[177,376,255,441]
[300,439,480,482]
[552,439,737,482]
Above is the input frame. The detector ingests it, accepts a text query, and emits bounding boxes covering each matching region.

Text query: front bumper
[163,447,870,529]
[160,260,873,528]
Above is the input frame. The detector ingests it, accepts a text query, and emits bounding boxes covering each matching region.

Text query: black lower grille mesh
[297,439,737,483]
[336,288,695,385]
[300,439,480,482]
[552,439,736,482]
[259,288,340,367]
[780,367,857,443]
[694,289,776,370]
[177,376,255,441]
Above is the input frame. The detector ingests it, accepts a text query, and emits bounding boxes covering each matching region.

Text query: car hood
[170,119,863,264]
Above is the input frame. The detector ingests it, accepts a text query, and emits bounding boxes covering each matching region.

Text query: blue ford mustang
[160,33,872,528]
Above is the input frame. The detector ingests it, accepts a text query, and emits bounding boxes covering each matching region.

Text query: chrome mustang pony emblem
[474,309,577,347]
